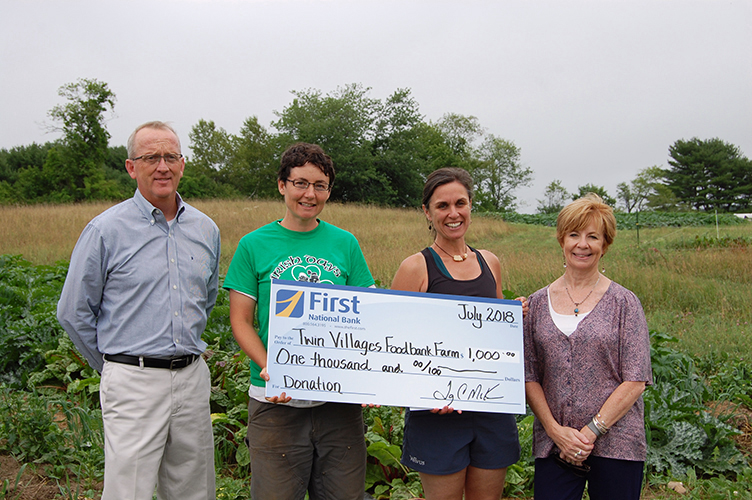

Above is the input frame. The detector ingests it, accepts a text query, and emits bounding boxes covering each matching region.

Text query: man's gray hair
[127,121,181,158]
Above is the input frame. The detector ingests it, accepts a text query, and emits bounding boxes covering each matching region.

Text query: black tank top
[421,246,497,299]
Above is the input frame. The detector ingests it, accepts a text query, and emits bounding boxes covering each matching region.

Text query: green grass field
[474,220,752,361]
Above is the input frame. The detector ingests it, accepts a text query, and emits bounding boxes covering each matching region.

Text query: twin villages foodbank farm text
[292,329,463,358]
[267,280,527,413]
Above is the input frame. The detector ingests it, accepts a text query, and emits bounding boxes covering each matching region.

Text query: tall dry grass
[194,199,447,283]
[183,200,523,288]
[0,199,517,288]
[0,202,119,264]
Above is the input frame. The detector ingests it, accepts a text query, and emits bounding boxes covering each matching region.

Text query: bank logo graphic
[275,290,305,318]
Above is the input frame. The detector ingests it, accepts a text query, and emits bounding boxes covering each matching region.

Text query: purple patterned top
[524,281,652,461]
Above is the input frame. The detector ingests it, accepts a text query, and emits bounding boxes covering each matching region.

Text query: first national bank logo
[275,289,305,318]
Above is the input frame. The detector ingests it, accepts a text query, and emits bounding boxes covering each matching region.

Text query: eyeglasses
[285,179,330,192]
[131,154,183,166]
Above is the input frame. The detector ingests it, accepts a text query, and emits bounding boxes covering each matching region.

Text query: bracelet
[586,420,603,438]
[593,413,610,435]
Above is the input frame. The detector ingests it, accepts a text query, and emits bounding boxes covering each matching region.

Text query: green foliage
[0,142,53,186]
[697,353,752,409]
[484,211,559,225]
[189,87,532,208]
[363,406,423,499]
[372,90,436,207]
[3,255,751,497]
[56,464,100,500]
[666,234,751,250]
[432,113,484,160]
[5,80,752,217]
[274,84,381,203]
[207,347,251,474]
[203,288,252,477]
[0,79,134,204]
[0,142,55,203]
[572,184,616,206]
[504,415,535,497]
[43,78,119,202]
[617,165,670,213]
[680,467,752,499]
[215,476,251,500]
[48,79,114,164]
[0,387,104,486]
[474,135,533,212]
[0,255,68,386]
[0,387,64,462]
[26,335,100,398]
[616,212,747,229]
[667,137,752,212]
[645,331,748,478]
[273,84,430,205]
[185,117,279,200]
[102,145,136,199]
[482,211,748,229]
[536,179,569,214]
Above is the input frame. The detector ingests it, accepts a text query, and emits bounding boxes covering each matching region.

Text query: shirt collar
[132,190,186,223]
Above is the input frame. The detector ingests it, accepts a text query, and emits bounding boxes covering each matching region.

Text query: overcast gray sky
[1,0,750,212]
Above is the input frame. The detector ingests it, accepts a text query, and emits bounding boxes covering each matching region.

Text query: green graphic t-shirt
[223,219,374,387]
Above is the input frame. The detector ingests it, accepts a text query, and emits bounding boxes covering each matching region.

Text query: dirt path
[0,455,62,499]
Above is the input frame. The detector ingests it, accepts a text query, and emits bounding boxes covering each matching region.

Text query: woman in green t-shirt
[224,143,375,500]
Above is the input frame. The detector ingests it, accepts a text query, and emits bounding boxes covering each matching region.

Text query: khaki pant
[99,357,215,500]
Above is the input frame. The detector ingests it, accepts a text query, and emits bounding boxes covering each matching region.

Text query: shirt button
[174,311,179,316]
[173,285,177,290]
[170,258,175,263]
[150,219,155,225]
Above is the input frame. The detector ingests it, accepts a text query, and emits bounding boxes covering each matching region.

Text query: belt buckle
[170,355,195,369]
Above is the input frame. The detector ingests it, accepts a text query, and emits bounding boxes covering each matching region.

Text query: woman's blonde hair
[556,193,616,251]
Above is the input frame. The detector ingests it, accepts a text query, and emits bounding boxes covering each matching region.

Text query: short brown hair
[556,193,617,251]
[278,143,335,187]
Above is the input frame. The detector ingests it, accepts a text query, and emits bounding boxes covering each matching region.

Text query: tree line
[1,78,750,213]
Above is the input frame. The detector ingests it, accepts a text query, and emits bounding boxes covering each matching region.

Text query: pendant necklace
[434,241,468,262]
[564,274,601,316]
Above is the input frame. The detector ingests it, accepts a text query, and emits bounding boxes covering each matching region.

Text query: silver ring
[575,450,582,457]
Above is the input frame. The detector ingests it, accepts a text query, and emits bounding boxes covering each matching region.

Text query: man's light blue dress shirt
[57,190,220,372]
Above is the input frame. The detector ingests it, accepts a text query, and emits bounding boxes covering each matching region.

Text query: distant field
[1,200,750,359]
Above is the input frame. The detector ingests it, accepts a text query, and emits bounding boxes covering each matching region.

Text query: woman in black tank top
[391,168,528,500]
[420,246,497,298]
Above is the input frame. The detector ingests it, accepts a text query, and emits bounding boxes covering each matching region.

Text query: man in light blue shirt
[57,121,220,500]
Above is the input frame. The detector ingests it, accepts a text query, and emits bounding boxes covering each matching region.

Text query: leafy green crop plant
[363,406,423,499]
[0,256,69,387]
[645,331,748,478]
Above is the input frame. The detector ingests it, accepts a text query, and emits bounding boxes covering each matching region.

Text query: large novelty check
[266,279,525,413]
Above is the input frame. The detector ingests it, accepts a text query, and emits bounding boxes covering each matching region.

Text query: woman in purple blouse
[524,193,652,500]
